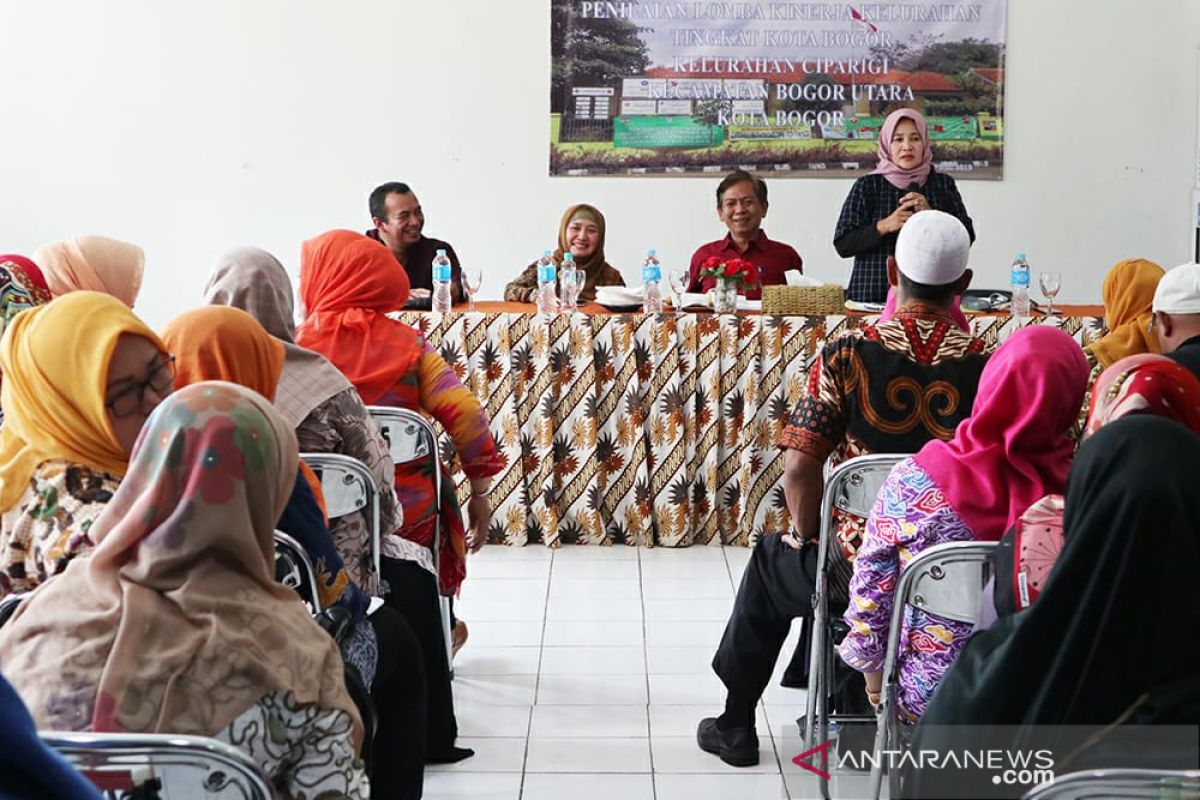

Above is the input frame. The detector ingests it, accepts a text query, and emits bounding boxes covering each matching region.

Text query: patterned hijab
[32,235,145,309]
[0,383,362,747]
[871,108,934,190]
[296,230,423,406]
[1085,353,1200,438]
[0,256,52,337]
[913,326,1089,541]
[0,292,167,511]
[553,204,608,275]
[203,247,352,427]
[1089,258,1164,368]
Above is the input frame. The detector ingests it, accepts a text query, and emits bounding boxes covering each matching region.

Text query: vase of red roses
[700,256,760,314]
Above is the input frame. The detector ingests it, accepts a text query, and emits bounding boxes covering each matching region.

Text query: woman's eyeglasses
[105,355,176,418]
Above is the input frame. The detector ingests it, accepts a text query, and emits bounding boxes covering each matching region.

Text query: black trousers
[367,605,427,800]
[712,535,868,721]
[381,556,460,757]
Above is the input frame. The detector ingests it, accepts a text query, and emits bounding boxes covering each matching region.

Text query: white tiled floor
[426,543,833,799]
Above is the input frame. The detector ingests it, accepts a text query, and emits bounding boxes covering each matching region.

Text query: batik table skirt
[398,303,1104,548]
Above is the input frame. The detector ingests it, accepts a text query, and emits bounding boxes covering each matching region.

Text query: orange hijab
[1090,258,1164,368]
[161,306,285,401]
[295,230,423,405]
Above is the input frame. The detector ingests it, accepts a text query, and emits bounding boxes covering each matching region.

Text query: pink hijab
[32,235,144,309]
[872,108,933,190]
[912,326,1089,541]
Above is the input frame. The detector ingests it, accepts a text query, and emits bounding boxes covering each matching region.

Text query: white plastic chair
[298,453,382,597]
[366,406,455,671]
[42,731,274,800]
[869,540,998,800]
[1023,768,1200,799]
[802,453,906,800]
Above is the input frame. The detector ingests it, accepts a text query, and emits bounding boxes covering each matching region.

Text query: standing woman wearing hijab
[298,229,504,764]
[0,292,172,597]
[31,235,144,308]
[0,383,369,798]
[839,326,1089,722]
[834,108,975,304]
[503,204,625,303]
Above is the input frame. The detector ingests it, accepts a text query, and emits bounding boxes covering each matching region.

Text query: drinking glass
[1038,271,1061,316]
[463,268,483,313]
[668,268,689,309]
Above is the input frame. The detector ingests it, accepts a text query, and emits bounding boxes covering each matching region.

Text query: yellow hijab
[0,292,166,511]
[1090,259,1164,368]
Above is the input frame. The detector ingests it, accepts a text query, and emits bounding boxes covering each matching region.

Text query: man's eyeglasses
[105,355,175,418]
[1149,312,1158,333]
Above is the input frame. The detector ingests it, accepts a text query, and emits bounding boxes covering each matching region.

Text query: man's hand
[466,494,491,552]
[865,671,884,708]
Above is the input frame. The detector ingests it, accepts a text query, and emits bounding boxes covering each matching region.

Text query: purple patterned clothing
[838,458,975,722]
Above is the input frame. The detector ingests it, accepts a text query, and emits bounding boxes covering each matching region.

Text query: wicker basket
[761,284,845,315]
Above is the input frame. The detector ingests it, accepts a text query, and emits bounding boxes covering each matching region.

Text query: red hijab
[295,230,422,405]
[913,326,1089,541]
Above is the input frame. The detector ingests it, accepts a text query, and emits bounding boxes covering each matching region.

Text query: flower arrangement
[700,256,760,290]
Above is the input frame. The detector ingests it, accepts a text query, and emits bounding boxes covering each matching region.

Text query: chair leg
[868,691,889,800]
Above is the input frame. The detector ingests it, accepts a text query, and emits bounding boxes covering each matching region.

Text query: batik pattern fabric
[839,458,975,723]
[376,341,504,596]
[219,691,368,799]
[0,259,53,335]
[396,309,1104,550]
[295,387,412,587]
[0,461,118,597]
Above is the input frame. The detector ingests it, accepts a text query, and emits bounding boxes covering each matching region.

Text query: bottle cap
[1016,252,1027,260]
[543,249,552,257]
[647,249,656,256]
[436,249,447,256]
[563,253,575,262]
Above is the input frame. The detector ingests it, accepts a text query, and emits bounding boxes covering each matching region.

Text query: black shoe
[696,717,760,767]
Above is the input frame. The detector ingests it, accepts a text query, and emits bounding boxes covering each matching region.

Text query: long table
[400,302,1105,548]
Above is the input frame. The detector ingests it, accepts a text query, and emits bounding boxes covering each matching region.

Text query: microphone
[905,182,922,213]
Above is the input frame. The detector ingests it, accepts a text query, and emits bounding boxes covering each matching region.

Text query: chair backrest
[42,731,275,800]
[298,452,382,596]
[1023,768,1200,800]
[822,454,906,527]
[900,540,996,625]
[0,592,26,628]
[366,406,439,468]
[274,530,321,613]
[301,453,372,520]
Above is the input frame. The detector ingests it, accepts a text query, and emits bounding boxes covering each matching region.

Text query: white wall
[1,0,1197,328]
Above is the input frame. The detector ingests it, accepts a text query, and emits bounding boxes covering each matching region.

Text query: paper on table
[595,286,645,305]
[784,270,824,287]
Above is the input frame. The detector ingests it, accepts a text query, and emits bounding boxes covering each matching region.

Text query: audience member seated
[163,305,429,798]
[0,673,104,800]
[0,292,170,597]
[0,383,370,798]
[909,416,1200,798]
[834,108,975,304]
[840,325,1088,723]
[203,246,402,590]
[981,353,1200,626]
[0,256,54,426]
[297,229,504,763]
[1152,262,1200,379]
[504,204,624,303]
[31,235,144,308]
[367,181,464,304]
[697,211,988,767]
[687,171,801,300]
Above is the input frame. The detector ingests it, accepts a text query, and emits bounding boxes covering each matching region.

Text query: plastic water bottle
[642,249,663,314]
[560,254,579,313]
[431,249,453,314]
[1010,252,1031,318]
[536,250,558,315]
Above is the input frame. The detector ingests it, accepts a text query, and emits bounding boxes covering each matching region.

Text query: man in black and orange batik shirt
[697,211,989,768]
[687,170,802,300]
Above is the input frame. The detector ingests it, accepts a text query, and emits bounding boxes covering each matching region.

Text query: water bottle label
[537,265,556,283]
[642,265,661,282]
[1011,268,1030,287]
[434,264,452,281]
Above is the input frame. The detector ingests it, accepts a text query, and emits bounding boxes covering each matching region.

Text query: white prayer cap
[1152,263,1200,314]
[894,210,971,285]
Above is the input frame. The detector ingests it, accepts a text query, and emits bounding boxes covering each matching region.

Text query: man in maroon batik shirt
[687,170,803,300]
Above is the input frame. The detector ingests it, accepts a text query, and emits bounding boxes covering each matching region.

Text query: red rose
[744,265,760,285]
[723,262,741,278]
[702,256,721,270]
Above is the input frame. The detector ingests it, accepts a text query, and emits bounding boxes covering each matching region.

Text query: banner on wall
[550,1,1007,178]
